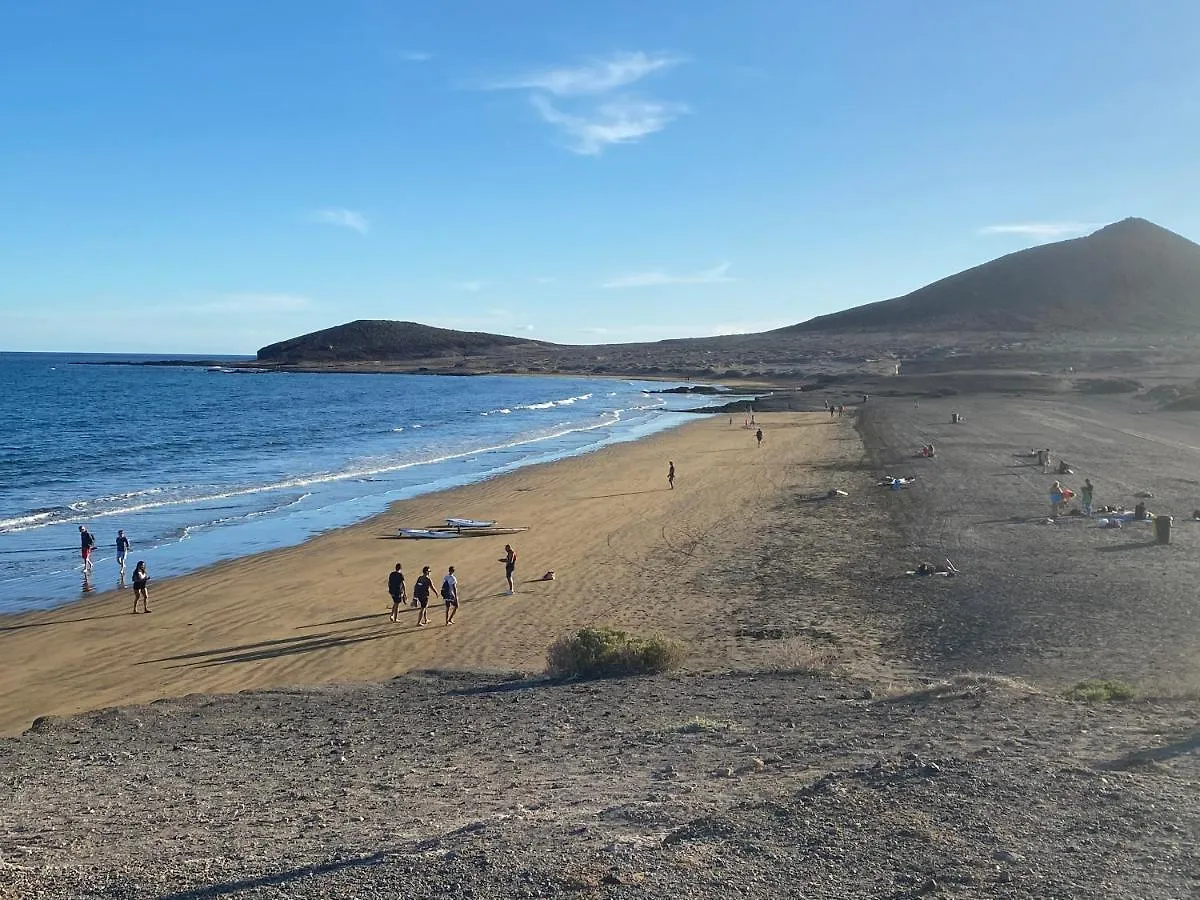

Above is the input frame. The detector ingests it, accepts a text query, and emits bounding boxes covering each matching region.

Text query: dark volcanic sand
[858,395,1200,688]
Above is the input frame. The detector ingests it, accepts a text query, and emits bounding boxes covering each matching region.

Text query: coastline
[0,411,843,735]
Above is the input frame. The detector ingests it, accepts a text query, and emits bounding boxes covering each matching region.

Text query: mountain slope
[790,218,1200,332]
[257,320,549,363]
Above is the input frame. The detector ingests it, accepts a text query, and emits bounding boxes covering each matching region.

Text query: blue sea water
[0,353,703,613]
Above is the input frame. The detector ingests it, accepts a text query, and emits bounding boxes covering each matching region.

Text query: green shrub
[546,627,686,678]
[1064,679,1136,702]
[674,716,733,734]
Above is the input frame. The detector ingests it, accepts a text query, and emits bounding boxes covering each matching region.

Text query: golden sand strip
[0,412,843,735]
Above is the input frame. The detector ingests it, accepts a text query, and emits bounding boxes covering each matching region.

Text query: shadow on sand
[158,851,389,899]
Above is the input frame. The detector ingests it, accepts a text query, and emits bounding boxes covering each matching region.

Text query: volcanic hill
[256,320,549,364]
[790,218,1200,332]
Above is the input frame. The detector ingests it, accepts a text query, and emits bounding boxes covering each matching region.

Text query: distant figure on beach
[131,561,150,613]
[829,405,835,419]
[838,405,844,417]
[442,566,460,625]
[667,460,675,490]
[413,565,434,626]
[755,428,763,447]
[1049,481,1066,518]
[79,526,96,572]
[500,544,517,594]
[115,530,130,576]
[1081,479,1094,517]
[387,563,407,622]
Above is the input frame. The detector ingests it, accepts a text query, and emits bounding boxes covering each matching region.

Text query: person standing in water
[79,526,96,573]
[412,565,434,626]
[131,561,150,613]
[115,530,130,577]
[442,566,460,625]
[387,563,407,622]
[755,428,764,447]
[667,460,675,490]
[499,544,517,595]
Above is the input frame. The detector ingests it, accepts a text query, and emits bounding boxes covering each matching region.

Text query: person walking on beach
[115,530,130,576]
[1080,479,1095,517]
[499,544,517,595]
[131,561,150,613]
[667,460,675,490]
[442,566,460,625]
[79,526,96,573]
[412,565,434,626]
[387,563,407,622]
[755,428,764,448]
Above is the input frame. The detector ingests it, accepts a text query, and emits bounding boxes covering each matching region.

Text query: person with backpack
[79,526,96,573]
[387,563,407,622]
[412,566,434,627]
[441,565,459,625]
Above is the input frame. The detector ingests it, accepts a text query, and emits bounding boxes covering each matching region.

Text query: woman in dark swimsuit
[131,561,150,613]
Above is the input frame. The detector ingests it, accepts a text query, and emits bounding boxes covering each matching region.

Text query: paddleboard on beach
[446,517,496,528]
[398,528,460,539]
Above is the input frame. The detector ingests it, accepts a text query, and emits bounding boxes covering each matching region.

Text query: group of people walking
[78,525,150,611]
[385,544,517,627]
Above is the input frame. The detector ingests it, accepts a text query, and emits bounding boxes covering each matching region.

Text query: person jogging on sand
[756,428,763,447]
[387,563,407,622]
[499,544,517,595]
[79,526,96,572]
[441,566,460,625]
[115,530,130,576]
[667,460,675,490]
[412,565,434,626]
[131,561,150,613]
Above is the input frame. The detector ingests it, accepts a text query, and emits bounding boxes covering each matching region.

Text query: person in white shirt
[441,566,459,625]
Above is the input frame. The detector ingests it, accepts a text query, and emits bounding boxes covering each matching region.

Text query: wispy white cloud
[482,51,685,154]
[574,319,788,343]
[531,95,683,155]
[308,208,370,234]
[484,51,680,96]
[532,276,557,285]
[977,222,1097,240]
[401,51,432,62]
[603,262,735,289]
[454,280,486,292]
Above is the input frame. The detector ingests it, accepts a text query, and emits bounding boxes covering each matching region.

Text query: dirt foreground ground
[2,401,1198,898]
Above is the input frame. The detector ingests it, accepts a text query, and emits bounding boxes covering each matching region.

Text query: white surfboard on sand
[445,518,496,529]
[398,528,460,539]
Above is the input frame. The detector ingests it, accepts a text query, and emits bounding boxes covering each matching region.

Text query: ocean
[0,353,703,613]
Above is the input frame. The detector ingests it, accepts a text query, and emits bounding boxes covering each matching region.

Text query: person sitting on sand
[131,561,150,613]
[442,566,459,625]
[499,544,517,595]
[387,563,407,622]
[412,565,434,626]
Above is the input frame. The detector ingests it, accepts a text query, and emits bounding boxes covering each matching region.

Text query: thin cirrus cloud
[603,262,735,289]
[454,280,486,292]
[401,51,432,62]
[174,293,314,315]
[977,222,1098,239]
[483,51,681,96]
[483,51,686,155]
[308,208,370,235]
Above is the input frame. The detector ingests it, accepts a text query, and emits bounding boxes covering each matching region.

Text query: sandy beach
[0,412,849,736]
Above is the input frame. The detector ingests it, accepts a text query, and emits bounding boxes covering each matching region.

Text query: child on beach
[131,561,150,613]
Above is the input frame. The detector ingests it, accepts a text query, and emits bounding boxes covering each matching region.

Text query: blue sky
[2,0,1198,353]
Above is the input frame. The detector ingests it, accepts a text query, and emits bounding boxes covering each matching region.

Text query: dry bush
[1065,679,1136,702]
[763,636,842,675]
[546,627,686,679]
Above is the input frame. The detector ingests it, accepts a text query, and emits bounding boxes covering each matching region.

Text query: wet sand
[0,412,845,735]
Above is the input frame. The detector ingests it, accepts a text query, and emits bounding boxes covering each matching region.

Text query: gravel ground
[2,672,1196,899]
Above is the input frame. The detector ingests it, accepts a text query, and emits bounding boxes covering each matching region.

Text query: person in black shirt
[412,566,434,627]
[115,530,130,576]
[79,526,96,573]
[387,563,406,622]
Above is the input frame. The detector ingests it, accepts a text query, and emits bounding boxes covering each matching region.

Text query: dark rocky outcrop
[257,320,548,363]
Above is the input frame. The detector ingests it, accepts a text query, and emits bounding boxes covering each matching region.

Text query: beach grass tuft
[546,627,686,679]
[673,716,734,734]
